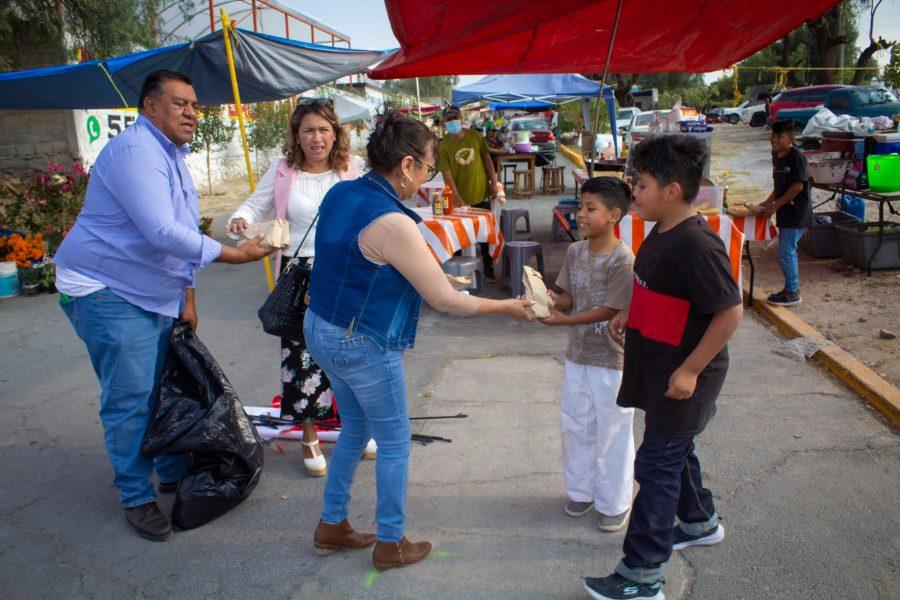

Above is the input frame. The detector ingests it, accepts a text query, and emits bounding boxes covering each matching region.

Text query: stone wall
[0,110,78,173]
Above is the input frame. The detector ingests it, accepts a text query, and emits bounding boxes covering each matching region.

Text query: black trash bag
[142,321,264,530]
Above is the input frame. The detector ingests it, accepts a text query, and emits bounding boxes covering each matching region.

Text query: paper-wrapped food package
[522,266,551,319]
[241,218,290,249]
[446,274,472,291]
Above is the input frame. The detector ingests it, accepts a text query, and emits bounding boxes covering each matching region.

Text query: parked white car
[721,101,749,124]
[615,107,641,135]
[626,110,671,146]
[740,103,769,127]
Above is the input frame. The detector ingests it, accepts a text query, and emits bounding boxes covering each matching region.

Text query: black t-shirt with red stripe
[617,215,742,437]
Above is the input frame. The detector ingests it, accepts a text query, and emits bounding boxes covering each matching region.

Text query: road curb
[746,288,900,425]
[558,144,585,169]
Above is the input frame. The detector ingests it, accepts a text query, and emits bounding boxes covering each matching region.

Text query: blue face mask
[445,120,462,134]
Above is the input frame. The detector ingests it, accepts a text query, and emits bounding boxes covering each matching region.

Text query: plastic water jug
[840,195,866,222]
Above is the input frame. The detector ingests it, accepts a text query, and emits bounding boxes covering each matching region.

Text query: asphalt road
[1,150,897,599]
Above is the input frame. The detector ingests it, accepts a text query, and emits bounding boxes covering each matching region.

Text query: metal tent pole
[221,9,275,292]
[587,0,624,178]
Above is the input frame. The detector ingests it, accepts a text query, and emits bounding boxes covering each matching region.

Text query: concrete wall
[0,109,79,172]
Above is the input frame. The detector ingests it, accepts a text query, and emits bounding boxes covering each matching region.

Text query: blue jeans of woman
[777,227,805,293]
[303,309,411,542]
[60,288,187,507]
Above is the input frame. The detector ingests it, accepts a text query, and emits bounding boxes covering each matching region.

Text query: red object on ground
[767,85,849,123]
[370,0,840,79]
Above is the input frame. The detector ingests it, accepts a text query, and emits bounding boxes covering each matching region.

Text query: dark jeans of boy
[615,426,719,584]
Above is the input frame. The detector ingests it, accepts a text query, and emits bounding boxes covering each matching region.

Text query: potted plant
[17,263,44,295]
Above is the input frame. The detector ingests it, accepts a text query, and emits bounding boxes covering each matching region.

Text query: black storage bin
[835,221,900,270]
[799,211,861,258]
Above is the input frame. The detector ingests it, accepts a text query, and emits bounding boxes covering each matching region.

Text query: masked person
[437,106,504,282]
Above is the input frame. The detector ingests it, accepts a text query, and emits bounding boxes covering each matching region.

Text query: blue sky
[283,0,899,85]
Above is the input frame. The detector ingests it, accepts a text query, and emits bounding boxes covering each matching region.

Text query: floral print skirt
[278,257,338,423]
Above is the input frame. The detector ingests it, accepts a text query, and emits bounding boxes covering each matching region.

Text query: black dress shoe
[125,502,173,541]
[157,480,178,494]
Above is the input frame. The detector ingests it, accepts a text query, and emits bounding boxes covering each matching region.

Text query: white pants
[560,361,635,515]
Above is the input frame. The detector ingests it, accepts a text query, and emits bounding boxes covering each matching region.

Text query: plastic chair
[551,204,578,242]
[499,208,532,242]
[501,241,544,297]
[442,256,483,295]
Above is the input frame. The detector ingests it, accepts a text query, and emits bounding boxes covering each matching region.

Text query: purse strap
[287,211,319,262]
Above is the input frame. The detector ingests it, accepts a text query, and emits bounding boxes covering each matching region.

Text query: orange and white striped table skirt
[614,214,776,285]
[414,207,504,264]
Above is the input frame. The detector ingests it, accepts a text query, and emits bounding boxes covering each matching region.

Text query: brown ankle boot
[313,519,376,555]
[372,537,432,571]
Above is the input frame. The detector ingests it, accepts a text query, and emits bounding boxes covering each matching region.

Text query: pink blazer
[272,157,362,273]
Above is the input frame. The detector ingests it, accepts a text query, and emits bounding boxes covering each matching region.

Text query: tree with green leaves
[0,1,159,70]
[386,77,460,101]
[189,107,235,195]
[248,101,292,173]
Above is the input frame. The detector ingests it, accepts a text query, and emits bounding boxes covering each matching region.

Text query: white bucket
[0,261,19,298]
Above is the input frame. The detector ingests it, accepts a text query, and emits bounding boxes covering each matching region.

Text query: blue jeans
[303,309,411,542]
[777,227,805,293]
[61,289,187,508]
[616,427,719,584]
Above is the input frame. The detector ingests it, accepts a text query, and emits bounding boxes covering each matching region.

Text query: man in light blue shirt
[55,70,272,541]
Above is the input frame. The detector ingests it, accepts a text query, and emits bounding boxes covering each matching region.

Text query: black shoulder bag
[257,213,318,342]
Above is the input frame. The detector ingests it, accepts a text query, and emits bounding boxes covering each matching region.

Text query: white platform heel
[302,440,327,477]
[363,439,377,460]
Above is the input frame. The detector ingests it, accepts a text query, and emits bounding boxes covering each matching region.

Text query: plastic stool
[551,204,578,242]
[499,208,532,242]
[442,256,484,295]
[501,241,544,297]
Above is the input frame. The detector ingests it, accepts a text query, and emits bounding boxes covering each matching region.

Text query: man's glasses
[415,157,439,181]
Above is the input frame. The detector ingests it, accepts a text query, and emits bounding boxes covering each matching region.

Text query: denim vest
[307,172,424,350]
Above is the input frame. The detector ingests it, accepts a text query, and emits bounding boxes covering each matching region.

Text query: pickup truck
[776,86,900,130]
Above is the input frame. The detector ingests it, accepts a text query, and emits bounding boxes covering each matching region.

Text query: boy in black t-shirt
[583,135,744,600]
[752,120,811,307]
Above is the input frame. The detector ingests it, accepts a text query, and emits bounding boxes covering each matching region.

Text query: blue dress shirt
[55,115,222,318]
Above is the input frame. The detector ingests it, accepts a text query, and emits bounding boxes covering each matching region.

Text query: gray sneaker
[598,506,632,532]
[565,500,595,517]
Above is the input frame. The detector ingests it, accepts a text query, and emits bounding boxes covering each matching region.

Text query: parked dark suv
[767,84,849,124]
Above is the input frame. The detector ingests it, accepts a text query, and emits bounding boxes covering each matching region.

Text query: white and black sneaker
[767,290,801,306]
[583,574,664,600]
[672,523,725,551]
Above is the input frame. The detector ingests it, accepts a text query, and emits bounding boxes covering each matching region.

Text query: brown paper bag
[522,265,551,319]
[446,274,472,291]
[241,218,291,249]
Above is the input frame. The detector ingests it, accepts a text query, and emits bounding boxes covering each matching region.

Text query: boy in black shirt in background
[752,120,812,306]
[583,135,744,600]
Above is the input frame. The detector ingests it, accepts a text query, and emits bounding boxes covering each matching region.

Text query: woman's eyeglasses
[415,157,439,181]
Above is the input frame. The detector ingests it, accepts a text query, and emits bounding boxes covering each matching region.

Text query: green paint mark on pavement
[363,568,380,589]
[433,549,461,558]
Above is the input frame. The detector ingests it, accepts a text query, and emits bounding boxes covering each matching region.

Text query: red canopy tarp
[370,0,840,79]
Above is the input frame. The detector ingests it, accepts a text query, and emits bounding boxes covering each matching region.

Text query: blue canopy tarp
[451,73,607,106]
[0,28,389,109]
[453,74,619,154]
[488,100,557,111]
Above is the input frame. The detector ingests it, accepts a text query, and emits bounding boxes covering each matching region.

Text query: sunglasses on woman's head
[294,97,334,112]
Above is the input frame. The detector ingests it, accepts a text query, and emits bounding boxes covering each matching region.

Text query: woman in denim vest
[305,111,533,571]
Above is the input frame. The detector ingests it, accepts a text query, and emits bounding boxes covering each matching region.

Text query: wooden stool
[513,170,535,198]
[501,163,518,191]
[541,166,565,194]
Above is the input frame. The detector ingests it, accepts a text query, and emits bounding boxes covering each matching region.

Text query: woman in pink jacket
[227,99,366,477]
